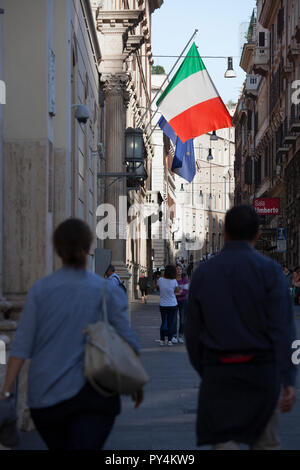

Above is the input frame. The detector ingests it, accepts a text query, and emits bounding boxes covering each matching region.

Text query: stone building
[94,0,164,299]
[0,0,102,432]
[235,0,300,267]
[150,73,176,272]
[0,0,165,433]
[0,0,101,320]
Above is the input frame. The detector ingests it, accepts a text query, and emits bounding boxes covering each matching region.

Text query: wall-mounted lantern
[125,127,147,188]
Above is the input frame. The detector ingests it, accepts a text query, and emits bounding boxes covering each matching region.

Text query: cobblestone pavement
[16,296,300,450]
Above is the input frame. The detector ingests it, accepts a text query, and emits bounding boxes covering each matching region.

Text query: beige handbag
[83,282,149,396]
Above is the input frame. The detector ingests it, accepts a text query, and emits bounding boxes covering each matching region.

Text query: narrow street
[16,295,300,450]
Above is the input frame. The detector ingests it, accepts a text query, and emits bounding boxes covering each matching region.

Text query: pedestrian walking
[180,257,187,274]
[187,261,194,280]
[157,265,180,347]
[0,219,142,450]
[153,268,161,292]
[185,205,297,450]
[137,271,148,304]
[105,265,127,294]
[171,265,189,344]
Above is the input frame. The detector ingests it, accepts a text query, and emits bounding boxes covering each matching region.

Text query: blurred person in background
[137,271,148,304]
[157,265,180,347]
[172,265,189,344]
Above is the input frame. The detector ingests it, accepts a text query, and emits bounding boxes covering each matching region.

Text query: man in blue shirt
[105,265,126,294]
[185,205,297,450]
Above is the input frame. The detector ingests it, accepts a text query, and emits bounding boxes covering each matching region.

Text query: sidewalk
[15,299,300,450]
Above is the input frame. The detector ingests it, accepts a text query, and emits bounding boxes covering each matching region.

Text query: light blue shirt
[107,272,122,288]
[10,267,140,409]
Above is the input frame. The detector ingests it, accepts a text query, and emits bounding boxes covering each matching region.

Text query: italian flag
[157,43,233,144]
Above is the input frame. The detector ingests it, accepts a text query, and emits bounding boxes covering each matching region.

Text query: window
[259,32,265,47]
[247,110,252,131]
[206,193,211,209]
[245,157,253,185]
[254,156,262,187]
[264,146,269,177]
[200,190,204,206]
[277,7,284,39]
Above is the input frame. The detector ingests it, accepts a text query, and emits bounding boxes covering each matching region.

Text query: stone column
[102,73,130,282]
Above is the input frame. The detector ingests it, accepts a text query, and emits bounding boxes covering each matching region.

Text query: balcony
[259,0,280,29]
[253,46,269,76]
[240,43,255,74]
[287,44,300,64]
[245,74,259,96]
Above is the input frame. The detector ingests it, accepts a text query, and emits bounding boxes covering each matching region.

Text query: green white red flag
[156,42,232,144]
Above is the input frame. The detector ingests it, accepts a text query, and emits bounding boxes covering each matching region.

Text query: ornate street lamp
[125,127,147,188]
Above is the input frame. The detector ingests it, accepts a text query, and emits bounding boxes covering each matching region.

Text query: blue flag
[172,138,196,183]
[158,115,196,183]
[158,116,177,145]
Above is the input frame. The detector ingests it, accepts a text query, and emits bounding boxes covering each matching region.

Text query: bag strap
[99,280,108,323]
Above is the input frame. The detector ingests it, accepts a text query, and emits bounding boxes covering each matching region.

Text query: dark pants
[177,299,187,336]
[197,351,280,446]
[160,306,178,341]
[30,382,120,450]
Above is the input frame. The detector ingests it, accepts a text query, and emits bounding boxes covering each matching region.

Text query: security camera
[72,104,90,124]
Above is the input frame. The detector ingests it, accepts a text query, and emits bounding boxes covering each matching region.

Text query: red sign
[253,198,281,215]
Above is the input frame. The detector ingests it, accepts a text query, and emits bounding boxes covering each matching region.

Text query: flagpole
[137,28,198,130]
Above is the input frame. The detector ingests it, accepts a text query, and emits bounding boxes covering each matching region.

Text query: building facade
[94,0,164,299]
[1,0,101,315]
[235,0,300,267]
[150,73,176,272]
[0,0,103,433]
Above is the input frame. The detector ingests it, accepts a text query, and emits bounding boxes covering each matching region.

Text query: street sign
[277,227,287,253]
[253,198,281,216]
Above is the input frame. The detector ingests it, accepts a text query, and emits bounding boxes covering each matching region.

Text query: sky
[151,0,256,105]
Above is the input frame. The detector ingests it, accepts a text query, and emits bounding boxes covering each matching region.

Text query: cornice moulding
[97,10,143,32]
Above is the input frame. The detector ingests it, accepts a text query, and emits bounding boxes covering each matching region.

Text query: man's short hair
[225,205,260,242]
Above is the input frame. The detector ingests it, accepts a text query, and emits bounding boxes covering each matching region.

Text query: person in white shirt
[157,265,181,346]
